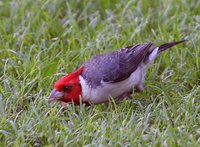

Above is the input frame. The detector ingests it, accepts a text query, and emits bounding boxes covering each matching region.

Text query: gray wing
[81,42,153,87]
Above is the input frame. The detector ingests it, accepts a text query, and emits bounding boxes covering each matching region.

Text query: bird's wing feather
[81,42,153,87]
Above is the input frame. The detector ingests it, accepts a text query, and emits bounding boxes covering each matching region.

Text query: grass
[0,0,200,146]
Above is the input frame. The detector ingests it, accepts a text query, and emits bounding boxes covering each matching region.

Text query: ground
[0,0,199,146]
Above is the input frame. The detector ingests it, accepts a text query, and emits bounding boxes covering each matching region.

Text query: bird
[48,40,186,106]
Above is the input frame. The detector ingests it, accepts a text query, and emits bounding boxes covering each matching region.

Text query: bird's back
[81,42,154,88]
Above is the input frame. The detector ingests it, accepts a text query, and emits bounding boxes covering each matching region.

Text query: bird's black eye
[63,85,72,92]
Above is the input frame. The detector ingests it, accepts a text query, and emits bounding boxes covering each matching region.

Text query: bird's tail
[142,40,187,69]
[158,40,187,54]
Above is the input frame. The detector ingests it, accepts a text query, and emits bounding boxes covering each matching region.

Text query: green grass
[0,0,200,146]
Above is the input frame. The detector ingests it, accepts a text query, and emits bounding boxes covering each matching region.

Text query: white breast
[79,66,144,104]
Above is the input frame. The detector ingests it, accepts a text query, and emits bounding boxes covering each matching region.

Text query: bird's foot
[59,101,69,109]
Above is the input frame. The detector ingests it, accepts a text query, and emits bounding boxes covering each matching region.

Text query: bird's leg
[103,90,134,110]
[104,101,109,108]
[103,91,132,108]
[117,90,133,102]
[135,83,145,92]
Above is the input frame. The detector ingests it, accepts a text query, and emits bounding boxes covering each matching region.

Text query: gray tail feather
[158,40,187,54]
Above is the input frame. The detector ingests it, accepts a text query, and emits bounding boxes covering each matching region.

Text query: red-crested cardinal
[48,40,186,106]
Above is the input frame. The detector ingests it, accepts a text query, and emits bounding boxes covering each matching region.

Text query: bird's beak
[48,89,64,102]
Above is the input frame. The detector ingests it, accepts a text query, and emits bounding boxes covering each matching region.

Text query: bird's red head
[48,66,84,104]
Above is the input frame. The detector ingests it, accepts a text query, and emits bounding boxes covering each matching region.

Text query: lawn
[0,0,199,146]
